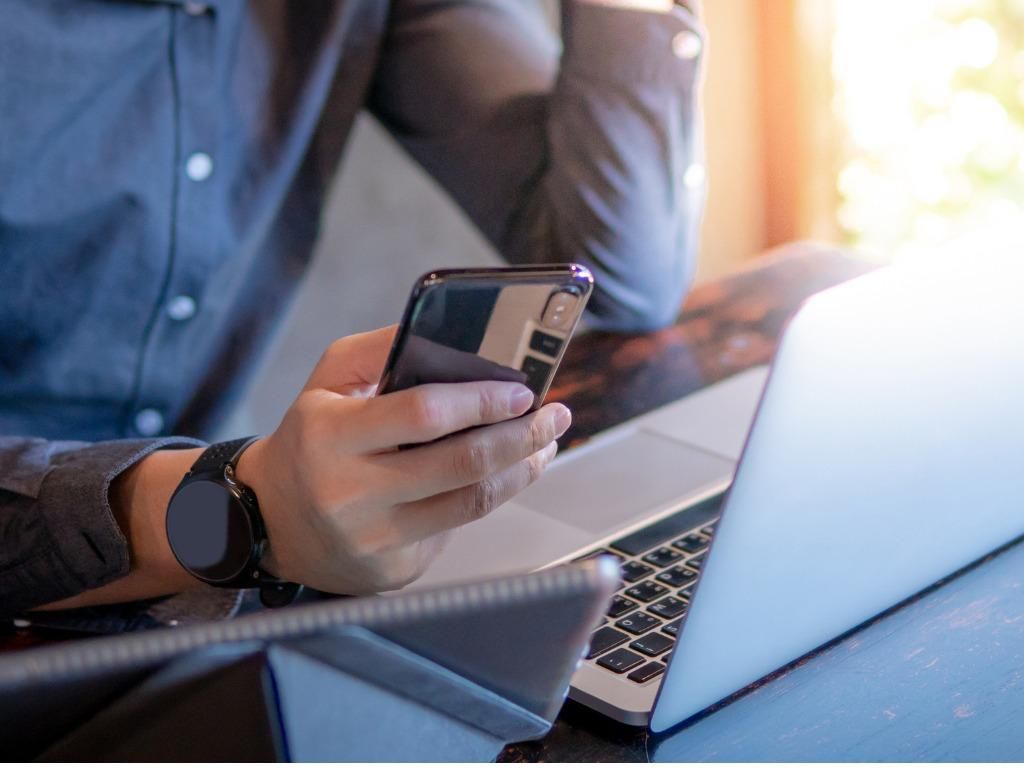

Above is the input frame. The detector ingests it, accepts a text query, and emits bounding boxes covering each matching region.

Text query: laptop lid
[652,256,1024,731]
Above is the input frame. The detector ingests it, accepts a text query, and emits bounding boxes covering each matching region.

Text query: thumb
[304,325,398,394]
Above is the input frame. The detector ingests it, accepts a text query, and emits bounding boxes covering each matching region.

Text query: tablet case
[0,558,618,761]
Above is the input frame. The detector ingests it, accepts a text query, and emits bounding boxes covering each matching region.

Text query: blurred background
[222,0,1024,436]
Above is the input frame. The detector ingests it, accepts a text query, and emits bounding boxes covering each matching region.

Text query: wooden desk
[501,245,1024,762]
[8,246,1020,760]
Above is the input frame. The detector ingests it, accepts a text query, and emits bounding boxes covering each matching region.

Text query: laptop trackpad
[515,430,735,535]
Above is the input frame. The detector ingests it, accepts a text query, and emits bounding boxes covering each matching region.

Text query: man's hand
[41,326,567,610]
[233,325,568,594]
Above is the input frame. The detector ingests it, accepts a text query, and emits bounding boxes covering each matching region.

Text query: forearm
[371,0,706,331]
[506,1,707,330]
[40,447,203,610]
[0,436,203,615]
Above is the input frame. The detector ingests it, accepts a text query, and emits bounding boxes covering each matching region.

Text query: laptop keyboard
[578,493,724,685]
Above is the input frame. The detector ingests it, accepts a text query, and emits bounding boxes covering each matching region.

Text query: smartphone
[376,264,594,409]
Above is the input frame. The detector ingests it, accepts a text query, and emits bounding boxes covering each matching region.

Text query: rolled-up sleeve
[369,0,706,331]
[0,436,203,615]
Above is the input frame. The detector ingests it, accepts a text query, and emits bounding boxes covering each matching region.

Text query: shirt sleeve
[368,0,707,331]
[0,436,203,615]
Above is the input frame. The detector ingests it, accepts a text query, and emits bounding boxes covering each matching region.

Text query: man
[0,0,705,615]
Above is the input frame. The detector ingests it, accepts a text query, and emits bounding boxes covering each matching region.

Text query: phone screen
[378,268,592,405]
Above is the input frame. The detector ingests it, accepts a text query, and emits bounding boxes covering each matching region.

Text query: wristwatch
[165,437,302,607]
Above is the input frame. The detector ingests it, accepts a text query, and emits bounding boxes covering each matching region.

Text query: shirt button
[134,408,165,437]
[683,162,706,189]
[672,30,703,61]
[183,1,209,15]
[167,295,197,322]
[185,152,213,182]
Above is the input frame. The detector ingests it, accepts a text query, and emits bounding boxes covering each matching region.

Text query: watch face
[166,479,255,582]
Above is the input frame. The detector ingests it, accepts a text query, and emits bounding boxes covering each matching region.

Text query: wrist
[231,435,264,492]
[231,437,283,578]
[111,446,205,593]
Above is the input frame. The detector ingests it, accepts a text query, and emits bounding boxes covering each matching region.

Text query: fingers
[304,325,398,394]
[388,441,559,544]
[325,380,539,452]
[382,402,571,500]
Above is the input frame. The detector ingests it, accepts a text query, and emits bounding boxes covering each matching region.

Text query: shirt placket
[129,1,220,438]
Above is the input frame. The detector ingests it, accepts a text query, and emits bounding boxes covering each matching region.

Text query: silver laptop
[407,255,1024,731]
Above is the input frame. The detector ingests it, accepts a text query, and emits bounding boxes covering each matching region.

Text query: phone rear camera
[541,290,580,330]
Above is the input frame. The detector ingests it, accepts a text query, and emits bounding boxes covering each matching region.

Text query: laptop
[407,255,1024,730]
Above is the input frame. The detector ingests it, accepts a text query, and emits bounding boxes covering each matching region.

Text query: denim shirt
[0,0,706,614]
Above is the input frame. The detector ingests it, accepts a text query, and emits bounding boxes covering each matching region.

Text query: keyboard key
[649,596,688,620]
[687,554,706,570]
[643,547,682,568]
[630,632,674,657]
[625,580,669,602]
[597,648,645,674]
[609,493,726,555]
[700,523,717,536]
[520,356,552,393]
[621,561,655,583]
[671,533,709,554]
[616,612,661,635]
[529,329,563,357]
[587,626,629,659]
[662,618,683,637]
[606,595,639,618]
[678,586,694,600]
[628,661,666,683]
[656,565,698,589]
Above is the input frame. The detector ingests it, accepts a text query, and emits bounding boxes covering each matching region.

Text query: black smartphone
[376,264,594,408]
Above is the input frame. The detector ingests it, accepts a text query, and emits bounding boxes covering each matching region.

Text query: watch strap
[191,436,259,474]
[185,437,303,607]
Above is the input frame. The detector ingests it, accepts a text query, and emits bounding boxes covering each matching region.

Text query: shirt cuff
[562,0,706,85]
[0,437,204,614]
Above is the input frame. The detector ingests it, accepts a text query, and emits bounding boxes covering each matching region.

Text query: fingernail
[552,404,572,437]
[509,385,535,415]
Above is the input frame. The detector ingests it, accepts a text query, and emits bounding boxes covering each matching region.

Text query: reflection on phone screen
[384,281,584,402]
